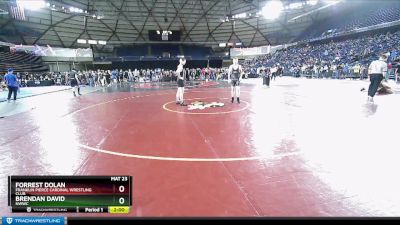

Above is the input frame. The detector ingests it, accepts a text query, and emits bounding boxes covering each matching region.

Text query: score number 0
[118,185,126,205]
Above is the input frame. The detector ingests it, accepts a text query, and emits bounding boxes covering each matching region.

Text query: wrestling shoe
[180,102,188,106]
[231,97,234,103]
[237,97,240,104]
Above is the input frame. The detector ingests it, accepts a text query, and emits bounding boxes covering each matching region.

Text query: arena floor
[1,77,400,216]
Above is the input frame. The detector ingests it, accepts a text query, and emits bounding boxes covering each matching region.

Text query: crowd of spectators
[72,67,228,87]
[244,30,400,79]
[5,29,400,90]
[297,1,400,41]
[0,67,229,90]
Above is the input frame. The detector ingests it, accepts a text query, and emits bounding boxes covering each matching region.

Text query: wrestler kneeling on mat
[228,58,243,103]
[176,58,187,106]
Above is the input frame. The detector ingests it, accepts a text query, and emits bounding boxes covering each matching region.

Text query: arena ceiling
[0,0,346,53]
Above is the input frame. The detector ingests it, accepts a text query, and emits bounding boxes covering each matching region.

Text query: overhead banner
[0,41,14,47]
[230,46,270,57]
[9,44,93,58]
[230,43,298,58]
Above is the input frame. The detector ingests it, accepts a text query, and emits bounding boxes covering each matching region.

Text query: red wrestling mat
[2,78,400,217]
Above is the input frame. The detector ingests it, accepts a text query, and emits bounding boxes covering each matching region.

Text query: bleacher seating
[150,44,180,57]
[182,45,213,58]
[116,45,149,57]
[245,29,400,79]
[0,52,49,73]
[112,44,215,60]
[298,1,400,41]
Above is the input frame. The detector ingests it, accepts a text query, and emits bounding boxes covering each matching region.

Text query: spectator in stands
[4,68,19,102]
[353,63,361,79]
[395,60,400,83]
[386,61,392,81]
[360,64,367,79]
[0,73,6,91]
[244,30,400,80]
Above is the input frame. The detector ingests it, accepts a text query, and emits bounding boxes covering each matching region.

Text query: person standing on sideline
[265,68,271,87]
[111,69,118,84]
[88,70,94,87]
[128,69,133,82]
[395,61,400,84]
[69,68,81,97]
[271,65,277,81]
[367,54,388,103]
[261,69,270,87]
[4,68,19,102]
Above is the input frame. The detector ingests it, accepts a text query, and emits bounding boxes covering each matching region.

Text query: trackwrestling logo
[188,101,224,110]
[2,217,64,225]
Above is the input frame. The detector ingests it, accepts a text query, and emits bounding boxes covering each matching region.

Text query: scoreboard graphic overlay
[8,176,132,214]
